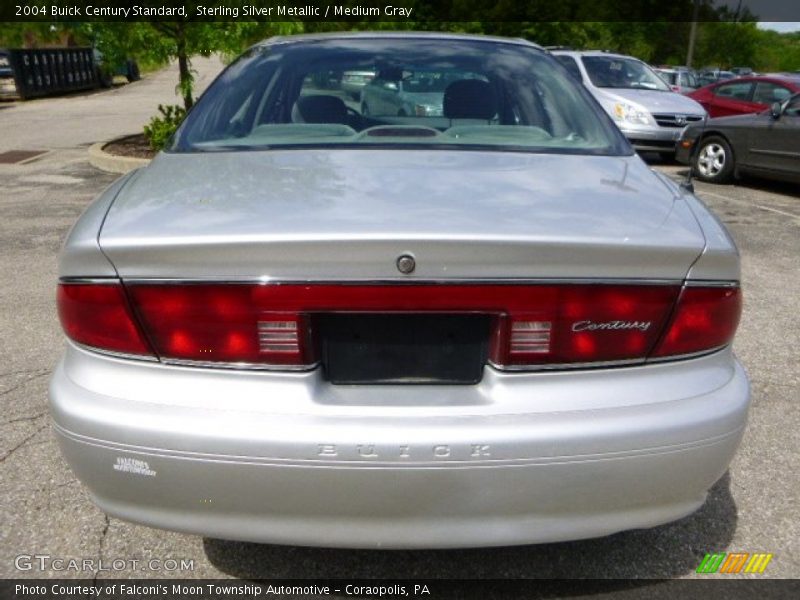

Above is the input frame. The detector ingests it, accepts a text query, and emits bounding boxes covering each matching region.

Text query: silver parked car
[339,69,375,99]
[553,50,707,157]
[654,67,698,94]
[51,33,748,549]
[360,68,480,117]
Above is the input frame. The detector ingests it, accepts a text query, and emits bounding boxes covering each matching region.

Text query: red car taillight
[131,282,314,366]
[490,285,681,367]
[57,283,153,356]
[57,282,741,369]
[652,286,742,358]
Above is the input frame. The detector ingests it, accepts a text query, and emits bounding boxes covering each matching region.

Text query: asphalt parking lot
[0,60,798,581]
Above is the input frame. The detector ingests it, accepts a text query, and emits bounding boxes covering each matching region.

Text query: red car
[689,75,800,118]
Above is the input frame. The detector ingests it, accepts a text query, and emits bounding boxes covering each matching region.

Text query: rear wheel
[694,136,734,183]
[96,67,113,88]
[125,60,140,82]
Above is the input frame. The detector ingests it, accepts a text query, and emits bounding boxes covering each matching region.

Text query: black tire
[126,60,140,82]
[96,67,113,88]
[693,135,734,184]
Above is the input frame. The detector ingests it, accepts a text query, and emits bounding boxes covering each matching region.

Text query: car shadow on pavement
[731,177,800,199]
[643,154,800,200]
[203,472,736,581]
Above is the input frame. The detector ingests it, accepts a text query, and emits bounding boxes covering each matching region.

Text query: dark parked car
[0,48,11,77]
[676,93,800,184]
[689,75,800,118]
[93,49,140,87]
[0,48,17,99]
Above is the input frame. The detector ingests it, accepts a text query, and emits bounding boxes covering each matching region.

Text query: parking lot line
[698,189,800,221]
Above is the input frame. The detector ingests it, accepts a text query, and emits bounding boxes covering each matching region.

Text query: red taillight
[489,285,681,367]
[57,283,153,356]
[652,286,742,358]
[125,283,681,368]
[58,282,741,369]
[128,285,314,366]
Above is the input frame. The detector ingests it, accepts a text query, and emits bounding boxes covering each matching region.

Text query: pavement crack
[93,514,111,585]
[0,371,50,398]
[2,411,47,425]
[0,368,49,379]
[0,422,49,463]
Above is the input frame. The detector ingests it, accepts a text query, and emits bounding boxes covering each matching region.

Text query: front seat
[291,95,349,124]
[443,79,498,121]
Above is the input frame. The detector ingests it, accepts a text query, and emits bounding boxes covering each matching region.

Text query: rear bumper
[49,343,749,548]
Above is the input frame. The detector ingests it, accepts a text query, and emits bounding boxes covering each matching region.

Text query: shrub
[143,104,186,151]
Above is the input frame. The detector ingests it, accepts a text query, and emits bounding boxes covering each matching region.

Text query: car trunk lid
[99,149,705,281]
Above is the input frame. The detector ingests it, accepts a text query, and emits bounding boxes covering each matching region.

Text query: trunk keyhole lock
[396,254,416,275]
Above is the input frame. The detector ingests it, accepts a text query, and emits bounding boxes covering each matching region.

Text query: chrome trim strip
[489,345,729,373]
[118,277,686,286]
[159,358,320,372]
[72,342,729,374]
[59,277,121,284]
[489,358,645,372]
[71,341,316,371]
[645,345,729,364]
[682,280,739,288]
[59,277,739,288]
[71,341,159,362]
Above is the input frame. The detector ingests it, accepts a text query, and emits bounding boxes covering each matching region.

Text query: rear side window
[784,94,800,117]
[713,82,753,100]
[555,55,582,80]
[752,82,792,104]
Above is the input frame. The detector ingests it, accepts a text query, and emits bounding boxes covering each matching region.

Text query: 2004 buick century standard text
[50,33,749,549]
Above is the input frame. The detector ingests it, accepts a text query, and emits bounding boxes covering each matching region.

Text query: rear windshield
[172,38,628,155]
[582,56,671,91]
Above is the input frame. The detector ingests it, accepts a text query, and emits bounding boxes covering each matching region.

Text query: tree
[76,20,301,111]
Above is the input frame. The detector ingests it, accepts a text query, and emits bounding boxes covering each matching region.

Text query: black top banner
[3,0,800,22]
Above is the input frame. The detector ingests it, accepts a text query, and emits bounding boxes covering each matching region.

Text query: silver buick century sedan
[50,33,749,549]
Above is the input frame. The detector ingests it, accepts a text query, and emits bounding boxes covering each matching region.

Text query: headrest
[378,67,404,81]
[292,95,348,124]
[443,79,498,120]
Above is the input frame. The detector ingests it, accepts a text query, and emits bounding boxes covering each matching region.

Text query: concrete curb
[88,139,151,174]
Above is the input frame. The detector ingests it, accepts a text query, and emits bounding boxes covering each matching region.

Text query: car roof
[714,75,800,86]
[255,31,542,50]
[550,49,636,60]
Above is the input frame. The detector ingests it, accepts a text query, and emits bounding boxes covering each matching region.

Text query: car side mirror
[770,102,782,119]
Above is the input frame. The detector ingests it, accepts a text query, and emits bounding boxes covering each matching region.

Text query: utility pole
[686,0,701,67]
